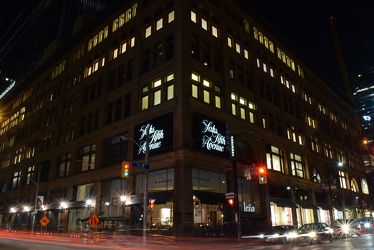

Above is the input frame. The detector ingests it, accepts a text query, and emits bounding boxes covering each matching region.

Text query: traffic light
[227,198,234,206]
[258,166,267,184]
[121,161,130,178]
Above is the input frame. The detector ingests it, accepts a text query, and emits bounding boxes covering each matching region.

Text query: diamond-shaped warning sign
[88,214,100,227]
[39,216,50,227]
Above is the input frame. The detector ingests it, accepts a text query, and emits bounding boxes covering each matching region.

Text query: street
[0,231,373,250]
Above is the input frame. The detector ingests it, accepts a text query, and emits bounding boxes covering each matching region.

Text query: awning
[298,201,319,209]
[270,197,297,208]
[130,191,173,205]
[193,190,226,205]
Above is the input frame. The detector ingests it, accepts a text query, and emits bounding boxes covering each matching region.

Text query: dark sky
[247,1,374,88]
[1,1,374,88]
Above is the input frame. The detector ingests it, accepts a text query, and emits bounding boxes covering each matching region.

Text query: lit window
[231,103,237,115]
[231,93,238,101]
[201,18,208,30]
[113,48,118,59]
[168,11,174,23]
[235,43,241,53]
[141,96,149,110]
[145,26,152,38]
[191,72,200,82]
[240,107,246,119]
[228,37,233,48]
[167,85,174,100]
[153,79,162,88]
[130,37,135,47]
[215,96,221,109]
[191,11,197,23]
[154,90,161,105]
[203,90,210,103]
[203,79,211,87]
[212,25,218,37]
[121,42,127,53]
[156,18,163,31]
[244,49,249,59]
[192,84,198,98]
[166,73,174,81]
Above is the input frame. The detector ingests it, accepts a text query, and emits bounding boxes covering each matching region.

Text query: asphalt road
[0,231,373,249]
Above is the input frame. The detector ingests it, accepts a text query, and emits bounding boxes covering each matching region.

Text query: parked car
[259,225,296,244]
[332,219,362,238]
[356,217,374,233]
[286,223,334,244]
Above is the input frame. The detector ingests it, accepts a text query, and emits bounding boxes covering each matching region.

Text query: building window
[59,153,71,177]
[312,167,321,183]
[266,145,284,173]
[141,96,149,110]
[168,10,174,23]
[339,171,348,189]
[191,10,197,23]
[290,153,304,178]
[156,18,163,31]
[79,144,96,172]
[145,25,152,38]
[26,166,35,185]
[212,25,218,37]
[192,84,198,98]
[201,18,208,30]
[12,171,21,189]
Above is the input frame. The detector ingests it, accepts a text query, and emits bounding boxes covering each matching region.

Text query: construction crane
[329,16,365,145]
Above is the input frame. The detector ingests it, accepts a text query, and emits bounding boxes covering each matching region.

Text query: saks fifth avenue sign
[134,113,173,157]
[201,119,225,152]
[193,113,230,158]
[137,124,164,154]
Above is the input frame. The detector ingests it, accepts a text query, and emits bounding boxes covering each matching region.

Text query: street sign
[39,216,50,227]
[88,214,100,227]
[131,162,150,169]
[226,192,235,199]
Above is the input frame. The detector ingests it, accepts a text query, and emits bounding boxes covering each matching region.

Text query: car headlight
[364,223,371,228]
[308,231,316,237]
[341,224,350,234]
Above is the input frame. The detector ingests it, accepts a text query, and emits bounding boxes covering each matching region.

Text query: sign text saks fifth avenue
[201,119,226,152]
[138,124,164,154]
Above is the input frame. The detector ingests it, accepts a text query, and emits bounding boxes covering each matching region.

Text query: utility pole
[31,165,41,234]
[143,126,150,244]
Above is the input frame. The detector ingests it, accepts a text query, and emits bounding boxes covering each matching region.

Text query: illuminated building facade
[0,0,370,237]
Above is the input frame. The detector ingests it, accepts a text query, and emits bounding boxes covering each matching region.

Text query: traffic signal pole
[143,126,149,245]
[232,157,241,243]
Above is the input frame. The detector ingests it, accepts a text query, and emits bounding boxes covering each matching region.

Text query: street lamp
[28,166,41,234]
[121,127,150,244]
[326,162,343,224]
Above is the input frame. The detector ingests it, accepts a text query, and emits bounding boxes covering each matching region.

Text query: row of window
[266,144,368,194]
[141,73,175,110]
[191,72,222,109]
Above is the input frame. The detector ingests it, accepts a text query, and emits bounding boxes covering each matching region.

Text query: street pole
[143,126,149,244]
[229,134,241,243]
[31,165,41,234]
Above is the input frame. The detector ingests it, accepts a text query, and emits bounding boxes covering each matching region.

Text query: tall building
[0,0,370,237]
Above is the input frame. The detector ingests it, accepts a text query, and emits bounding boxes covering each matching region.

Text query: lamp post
[228,130,254,242]
[326,162,343,224]
[121,127,150,244]
[30,166,41,234]
[143,127,149,244]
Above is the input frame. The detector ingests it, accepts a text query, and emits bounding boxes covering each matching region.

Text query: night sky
[247,0,374,88]
[1,1,374,89]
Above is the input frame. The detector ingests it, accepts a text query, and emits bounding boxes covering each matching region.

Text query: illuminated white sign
[363,115,371,121]
[137,124,164,154]
[201,119,226,152]
[0,81,15,100]
[243,201,255,212]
